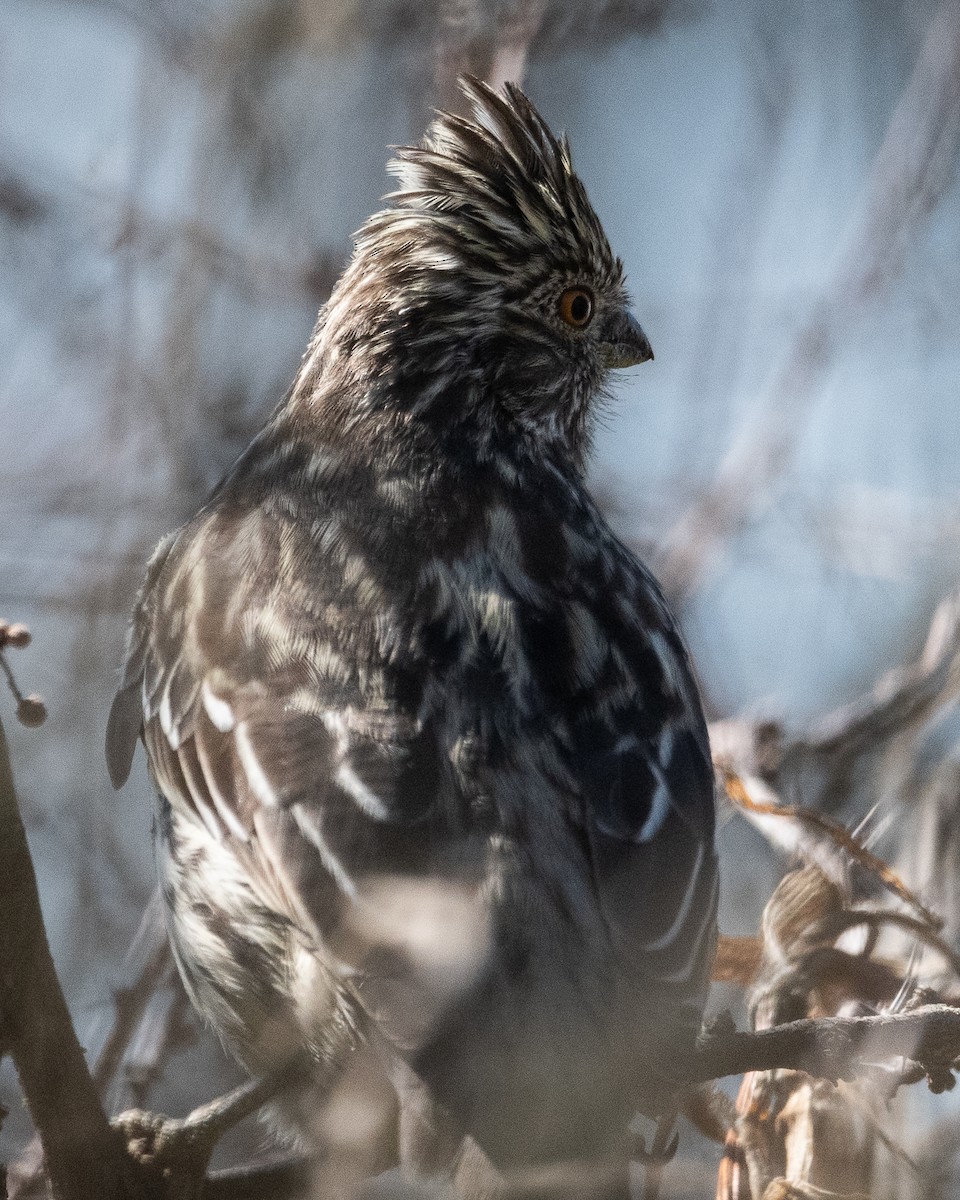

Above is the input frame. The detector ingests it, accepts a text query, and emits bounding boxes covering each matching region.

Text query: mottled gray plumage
[108,77,717,1189]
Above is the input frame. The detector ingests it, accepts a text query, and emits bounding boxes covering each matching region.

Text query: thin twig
[791,589,960,765]
[93,892,174,1096]
[810,909,960,982]
[431,0,547,117]
[201,1156,310,1200]
[708,588,960,838]
[638,1105,679,1200]
[721,768,944,930]
[0,148,342,306]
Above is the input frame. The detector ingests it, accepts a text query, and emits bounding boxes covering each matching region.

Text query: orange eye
[558,287,594,329]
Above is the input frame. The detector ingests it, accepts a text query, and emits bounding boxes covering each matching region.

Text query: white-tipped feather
[202,682,236,732]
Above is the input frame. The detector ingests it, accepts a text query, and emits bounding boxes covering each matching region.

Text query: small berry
[17,695,46,727]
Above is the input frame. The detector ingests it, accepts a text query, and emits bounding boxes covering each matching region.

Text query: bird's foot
[112,1072,288,1199]
[112,1108,212,1200]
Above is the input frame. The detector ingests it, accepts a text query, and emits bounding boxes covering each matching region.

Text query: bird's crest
[364,77,617,280]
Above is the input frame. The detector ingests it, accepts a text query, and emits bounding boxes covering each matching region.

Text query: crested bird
[107,77,718,1195]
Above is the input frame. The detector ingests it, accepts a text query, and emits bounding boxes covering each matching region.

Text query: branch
[428,0,548,122]
[485,0,548,94]
[0,714,129,1200]
[710,587,960,849]
[685,1004,960,1091]
[111,1069,302,1199]
[9,895,186,1197]
[790,588,960,765]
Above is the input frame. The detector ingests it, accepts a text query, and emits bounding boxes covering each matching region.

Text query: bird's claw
[112,1108,214,1200]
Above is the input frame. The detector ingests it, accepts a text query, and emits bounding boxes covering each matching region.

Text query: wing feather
[108,505,446,941]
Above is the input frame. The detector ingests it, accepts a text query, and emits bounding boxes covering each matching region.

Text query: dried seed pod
[5,624,31,649]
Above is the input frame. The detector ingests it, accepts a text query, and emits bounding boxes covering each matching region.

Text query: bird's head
[309,77,652,472]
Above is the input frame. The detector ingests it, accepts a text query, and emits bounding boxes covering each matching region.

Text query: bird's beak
[599,310,654,369]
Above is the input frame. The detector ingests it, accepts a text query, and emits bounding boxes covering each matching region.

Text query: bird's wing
[106,505,452,958]
[584,719,716,961]
[570,617,719,1030]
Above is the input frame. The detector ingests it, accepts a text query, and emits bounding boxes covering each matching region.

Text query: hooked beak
[599,310,654,369]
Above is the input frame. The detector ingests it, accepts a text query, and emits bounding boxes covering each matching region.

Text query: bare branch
[0,148,342,306]
[0,714,129,1200]
[792,589,960,764]
[428,0,548,123]
[710,587,960,826]
[684,1004,960,1092]
[9,893,183,1197]
[720,767,944,929]
[486,0,548,93]
[201,1156,309,1200]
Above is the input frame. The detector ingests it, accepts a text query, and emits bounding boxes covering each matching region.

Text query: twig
[709,587,960,826]
[486,0,548,93]
[686,1004,960,1090]
[811,909,960,982]
[120,977,193,1113]
[0,715,129,1199]
[0,621,46,727]
[201,1156,310,1200]
[790,589,960,765]
[9,894,181,1198]
[637,1105,679,1200]
[431,0,547,118]
[0,147,342,306]
[93,892,174,1097]
[721,768,944,930]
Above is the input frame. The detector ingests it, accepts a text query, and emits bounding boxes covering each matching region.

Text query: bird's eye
[558,287,594,329]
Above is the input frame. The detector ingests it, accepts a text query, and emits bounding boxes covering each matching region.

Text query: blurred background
[2,0,960,1195]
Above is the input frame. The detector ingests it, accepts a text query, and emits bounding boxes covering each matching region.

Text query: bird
[107,77,718,1196]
